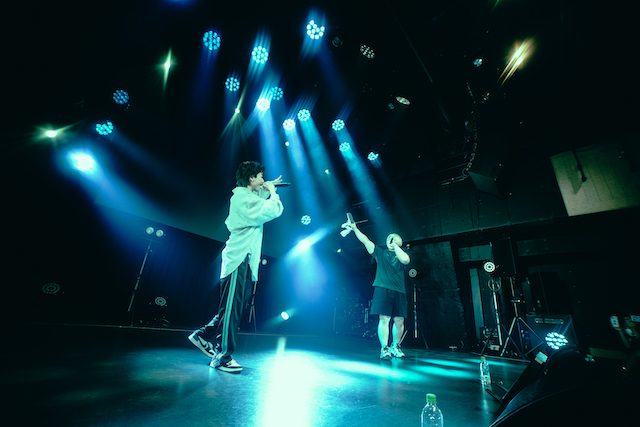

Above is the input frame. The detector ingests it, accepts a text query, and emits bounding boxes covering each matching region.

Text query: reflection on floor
[2,325,536,426]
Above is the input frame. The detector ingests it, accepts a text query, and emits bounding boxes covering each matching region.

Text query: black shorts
[370,287,408,318]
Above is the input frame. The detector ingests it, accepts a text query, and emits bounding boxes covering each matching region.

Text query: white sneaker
[390,344,405,358]
[210,356,243,373]
[380,346,392,360]
[188,332,218,358]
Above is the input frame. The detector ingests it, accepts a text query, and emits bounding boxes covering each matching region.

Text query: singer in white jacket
[189,161,284,373]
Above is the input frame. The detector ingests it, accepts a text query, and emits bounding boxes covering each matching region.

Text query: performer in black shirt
[344,221,411,360]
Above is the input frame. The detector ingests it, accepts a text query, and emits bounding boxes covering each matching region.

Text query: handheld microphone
[274,182,291,187]
[340,213,355,237]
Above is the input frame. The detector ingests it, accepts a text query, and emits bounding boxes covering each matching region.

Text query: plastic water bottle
[480,356,491,387]
[421,393,443,427]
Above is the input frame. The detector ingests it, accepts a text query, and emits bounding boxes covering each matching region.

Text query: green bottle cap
[426,393,437,404]
[481,356,486,361]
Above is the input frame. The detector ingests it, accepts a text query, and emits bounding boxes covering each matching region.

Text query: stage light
[225,77,240,91]
[45,130,58,138]
[545,332,568,350]
[71,153,95,172]
[113,90,129,105]
[298,239,311,251]
[408,268,418,278]
[306,20,325,40]
[42,282,61,294]
[297,109,311,122]
[154,296,167,307]
[473,58,483,67]
[95,120,114,136]
[256,98,271,112]
[145,226,164,238]
[483,261,496,273]
[360,45,375,59]
[396,96,410,106]
[270,86,284,100]
[367,152,379,161]
[281,311,290,321]
[324,169,330,174]
[339,142,350,152]
[332,36,343,47]
[285,141,290,147]
[251,46,269,64]
[332,119,345,131]
[301,215,311,225]
[283,119,296,130]
[203,30,221,50]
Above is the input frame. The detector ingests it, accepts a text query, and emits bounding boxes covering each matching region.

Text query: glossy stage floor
[3,324,535,427]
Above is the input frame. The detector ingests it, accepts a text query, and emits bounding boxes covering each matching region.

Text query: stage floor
[3,325,529,426]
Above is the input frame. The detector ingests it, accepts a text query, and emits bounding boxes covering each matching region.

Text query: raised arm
[346,222,375,254]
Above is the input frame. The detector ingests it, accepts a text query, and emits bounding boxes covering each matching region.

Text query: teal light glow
[252,46,269,64]
[203,30,221,50]
[411,364,477,380]
[270,87,283,100]
[256,98,271,112]
[113,90,129,105]
[283,119,295,130]
[306,20,325,40]
[70,153,96,172]
[297,109,311,122]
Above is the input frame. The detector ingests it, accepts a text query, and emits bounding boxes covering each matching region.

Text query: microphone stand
[128,239,154,326]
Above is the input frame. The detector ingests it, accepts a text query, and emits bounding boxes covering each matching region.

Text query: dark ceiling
[3,0,639,253]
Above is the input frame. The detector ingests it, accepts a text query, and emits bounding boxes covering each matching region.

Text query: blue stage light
[332,119,345,131]
[113,90,129,105]
[360,45,375,59]
[203,30,221,50]
[297,109,311,122]
[270,87,284,100]
[545,332,569,350]
[225,77,240,91]
[367,152,379,161]
[301,215,311,225]
[281,311,290,321]
[297,239,311,251]
[71,153,95,172]
[339,142,350,152]
[283,119,296,130]
[251,46,269,64]
[306,20,325,40]
[95,120,114,136]
[256,98,271,112]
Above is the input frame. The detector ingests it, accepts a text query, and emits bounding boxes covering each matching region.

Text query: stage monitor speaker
[467,146,509,198]
[492,237,516,277]
[491,347,635,426]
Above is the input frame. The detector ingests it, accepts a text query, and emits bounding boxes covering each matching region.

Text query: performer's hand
[263,175,282,193]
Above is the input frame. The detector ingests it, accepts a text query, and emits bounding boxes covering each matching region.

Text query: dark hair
[236,161,265,187]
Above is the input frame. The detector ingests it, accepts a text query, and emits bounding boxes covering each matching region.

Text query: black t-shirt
[371,246,407,294]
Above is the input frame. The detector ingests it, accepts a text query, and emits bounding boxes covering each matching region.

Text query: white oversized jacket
[220,186,284,281]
